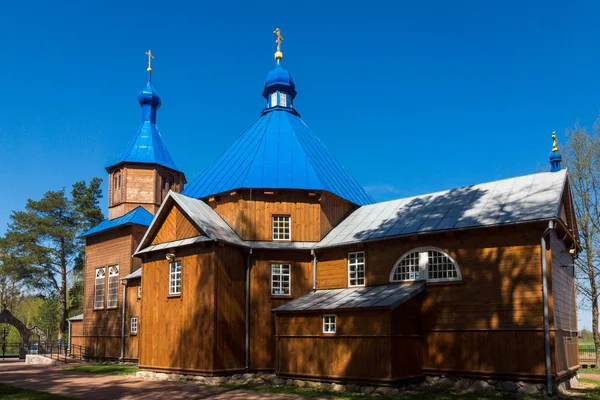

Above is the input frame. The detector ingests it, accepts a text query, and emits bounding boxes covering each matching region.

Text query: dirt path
[0,360,323,400]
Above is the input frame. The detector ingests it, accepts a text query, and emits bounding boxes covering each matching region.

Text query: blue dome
[138,82,162,109]
[263,65,297,99]
[549,152,562,161]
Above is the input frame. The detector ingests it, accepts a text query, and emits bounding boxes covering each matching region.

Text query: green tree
[563,122,600,364]
[1,179,103,339]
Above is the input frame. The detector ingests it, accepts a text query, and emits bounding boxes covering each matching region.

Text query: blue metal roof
[80,206,154,238]
[107,78,181,172]
[183,108,374,206]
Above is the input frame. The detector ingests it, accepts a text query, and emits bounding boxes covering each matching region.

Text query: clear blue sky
[0,1,597,328]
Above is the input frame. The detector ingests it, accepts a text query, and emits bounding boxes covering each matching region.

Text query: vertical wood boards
[149,204,202,246]
[209,189,356,242]
[124,283,141,360]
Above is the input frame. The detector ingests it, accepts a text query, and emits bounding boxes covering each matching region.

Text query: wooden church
[72,30,580,388]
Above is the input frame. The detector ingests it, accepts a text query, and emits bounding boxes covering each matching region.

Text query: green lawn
[62,364,139,376]
[0,383,72,400]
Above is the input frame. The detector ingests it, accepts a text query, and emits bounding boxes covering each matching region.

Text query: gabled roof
[182,109,374,206]
[80,206,153,238]
[68,313,83,321]
[135,191,246,255]
[122,268,142,280]
[317,170,568,248]
[272,283,424,312]
[108,121,180,172]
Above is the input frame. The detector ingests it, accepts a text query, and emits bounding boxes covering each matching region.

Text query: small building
[80,31,579,390]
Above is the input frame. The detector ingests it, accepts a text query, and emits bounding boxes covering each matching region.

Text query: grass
[0,383,72,400]
[62,364,139,376]
[581,368,600,375]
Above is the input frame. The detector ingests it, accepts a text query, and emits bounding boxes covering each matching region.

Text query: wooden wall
[150,204,201,245]
[209,189,355,242]
[124,282,141,361]
[276,298,423,383]
[69,320,84,348]
[315,224,557,380]
[84,227,135,359]
[249,250,313,370]
[138,244,247,374]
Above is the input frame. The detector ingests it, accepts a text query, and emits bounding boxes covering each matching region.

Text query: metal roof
[317,170,567,249]
[81,206,153,238]
[245,241,319,250]
[136,235,213,255]
[108,121,180,172]
[272,283,424,312]
[68,313,83,321]
[122,268,142,280]
[182,108,374,206]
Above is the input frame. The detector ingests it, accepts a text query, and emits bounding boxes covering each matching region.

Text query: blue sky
[0,1,597,328]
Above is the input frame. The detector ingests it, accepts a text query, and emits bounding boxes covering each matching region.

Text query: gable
[150,204,202,245]
[559,179,579,243]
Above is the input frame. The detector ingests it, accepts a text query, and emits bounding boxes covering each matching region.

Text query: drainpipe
[68,320,71,354]
[541,220,554,396]
[120,281,127,360]
[311,249,317,291]
[245,248,253,370]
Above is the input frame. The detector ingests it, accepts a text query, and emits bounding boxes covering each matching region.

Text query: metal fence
[579,344,596,364]
[27,340,88,363]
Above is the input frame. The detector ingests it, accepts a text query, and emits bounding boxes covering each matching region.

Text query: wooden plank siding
[209,190,356,242]
[124,282,141,361]
[249,250,314,370]
[275,298,423,383]
[69,320,84,348]
[149,204,202,245]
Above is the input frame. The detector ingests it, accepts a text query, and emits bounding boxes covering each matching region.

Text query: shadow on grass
[62,365,139,376]
[0,383,72,400]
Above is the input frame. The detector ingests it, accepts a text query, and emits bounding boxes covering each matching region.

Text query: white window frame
[169,261,182,295]
[94,267,106,309]
[272,215,291,241]
[271,263,291,296]
[130,317,138,335]
[280,92,287,107]
[348,251,366,287]
[323,315,336,334]
[107,265,119,309]
[389,247,461,283]
[137,285,142,299]
[270,92,278,107]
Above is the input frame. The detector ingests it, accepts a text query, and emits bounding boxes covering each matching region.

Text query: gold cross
[146,50,154,72]
[552,131,558,152]
[273,28,283,61]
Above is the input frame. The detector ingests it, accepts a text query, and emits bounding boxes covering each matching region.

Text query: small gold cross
[273,28,283,61]
[146,50,154,72]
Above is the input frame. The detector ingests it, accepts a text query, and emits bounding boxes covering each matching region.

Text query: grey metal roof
[272,283,424,312]
[136,235,213,255]
[68,313,83,321]
[316,170,567,249]
[245,241,319,250]
[122,268,142,280]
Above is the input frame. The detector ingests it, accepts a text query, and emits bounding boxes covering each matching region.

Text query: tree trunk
[584,234,600,365]
[58,239,68,340]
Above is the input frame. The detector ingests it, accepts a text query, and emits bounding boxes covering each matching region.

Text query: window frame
[271,263,291,296]
[130,317,138,335]
[389,247,461,283]
[270,92,278,107]
[280,92,287,107]
[137,285,142,299]
[348,251,366,287]
[169,260,182,295]
[323,315,337,334]
[94,267,106,310]
[106,265,119,309]
[272,215,291,241]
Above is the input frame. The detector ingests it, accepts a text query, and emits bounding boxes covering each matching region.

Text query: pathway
[0,360,323,400]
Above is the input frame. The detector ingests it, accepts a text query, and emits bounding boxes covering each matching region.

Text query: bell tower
[106,51,186,219]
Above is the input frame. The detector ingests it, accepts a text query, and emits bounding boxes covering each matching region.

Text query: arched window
[112,170,122,204]
[160,173,175,202]
[389,247,461,283]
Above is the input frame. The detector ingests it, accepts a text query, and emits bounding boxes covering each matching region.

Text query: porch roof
[272,282,424,313]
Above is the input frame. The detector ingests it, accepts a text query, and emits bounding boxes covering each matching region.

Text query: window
[390,247,461,283]
[107,265,119,308]
[271,92,277,107]
[280,92,287,107]
[137,285,142,299]
[112,170,122,204]
[94,268,105,309]
[271,263,291,295]
[131,317,138,334]
[348,252,365,287]
[169,261,182,295]
[272,215,291,241]
[323,315,336,333]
